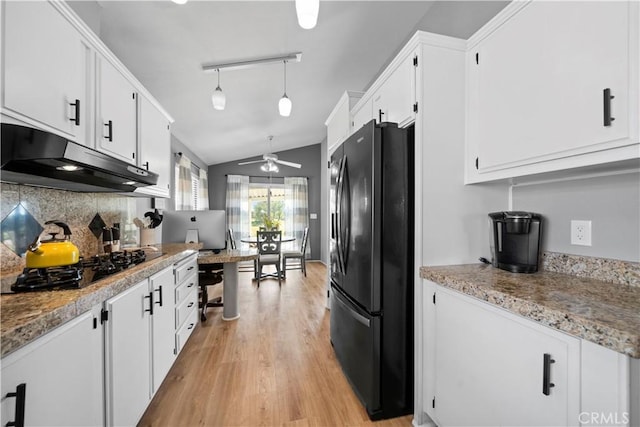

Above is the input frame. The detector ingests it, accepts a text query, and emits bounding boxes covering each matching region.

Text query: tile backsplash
[0,183,139,273]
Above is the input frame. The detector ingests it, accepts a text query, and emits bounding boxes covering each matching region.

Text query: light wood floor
[138,262,413,427]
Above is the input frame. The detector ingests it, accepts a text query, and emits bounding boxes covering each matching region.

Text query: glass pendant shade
[260,162,279,173]
[295,0,319,29]
[279,94,292,117]
[212,86,226,110]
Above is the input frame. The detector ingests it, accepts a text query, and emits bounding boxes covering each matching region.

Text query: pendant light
[295,0,319,29]
[278,60,292,117]
[211,69,226,111]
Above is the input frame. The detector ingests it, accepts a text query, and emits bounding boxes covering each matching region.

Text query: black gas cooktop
[11,249,162,292]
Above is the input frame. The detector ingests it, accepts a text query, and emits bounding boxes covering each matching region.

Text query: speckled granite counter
[420,264,640,358]
[197,249,258,264]
[1,243,200,358]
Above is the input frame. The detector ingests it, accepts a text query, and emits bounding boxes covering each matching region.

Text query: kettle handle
[44,220,72,237]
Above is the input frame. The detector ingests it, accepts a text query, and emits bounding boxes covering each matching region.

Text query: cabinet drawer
[174,255,198,284]
[175,285,198,329]
[174,273,197,305]
[175,308,198,355]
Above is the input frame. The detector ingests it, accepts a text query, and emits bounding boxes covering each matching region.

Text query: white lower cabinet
[174,254,199,354]
[105,265,176,427]
[430,285,580,426]
[104,279,152,427]
[150,266,177,394]
[0,306,103,427]
[422,280,636,427]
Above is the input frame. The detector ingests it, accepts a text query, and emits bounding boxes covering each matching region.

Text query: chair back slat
[300,227,309,253]
[228,228,237,250]
[257,230,281,255]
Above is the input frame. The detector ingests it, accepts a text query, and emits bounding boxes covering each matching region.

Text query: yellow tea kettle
[26,221,80,269]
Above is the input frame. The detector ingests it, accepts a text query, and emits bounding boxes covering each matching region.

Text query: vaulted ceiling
[78,1,507,165]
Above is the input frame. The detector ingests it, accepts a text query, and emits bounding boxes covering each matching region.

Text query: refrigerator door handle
[333,289,370,327]
[336,156,346,273]
[341,157,351,269]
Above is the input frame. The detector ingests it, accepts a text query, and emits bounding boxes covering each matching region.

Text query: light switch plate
[310,213,317,220]
[571,220,592,246]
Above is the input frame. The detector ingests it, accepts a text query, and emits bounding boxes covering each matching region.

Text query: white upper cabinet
[372,51,417,127]
[97,57,138,165]
[2,1,87,141]
[351,97,374,134]
[137,95,172,198]
[466,0,639,183]
[325,91,364,154]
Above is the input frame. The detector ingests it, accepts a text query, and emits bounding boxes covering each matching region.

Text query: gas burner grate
[12,263,83,292]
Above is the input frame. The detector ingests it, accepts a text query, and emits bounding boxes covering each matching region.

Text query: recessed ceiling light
[172,0,188,4]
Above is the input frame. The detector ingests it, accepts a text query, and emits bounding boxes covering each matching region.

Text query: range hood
[1,124,158,192]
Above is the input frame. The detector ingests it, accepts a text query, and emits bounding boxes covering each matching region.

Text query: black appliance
[1,124,157,192]
[329,120,414,420]
[10,249,154,292]
[488,211,542,273]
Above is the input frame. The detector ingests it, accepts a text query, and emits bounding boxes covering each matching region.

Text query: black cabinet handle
[69,99,80,126]
[475,157,479,170]
[187,282,194,288]
[187,323,195,330]
[104,120,113,141]
[6,383,26,427]
[144,292,154,315]
[143,161,149,170]
[603,88,615,127]
[542,353,556,396]
[155,285,163,307]
[187,266,195,271]
[378,109,384,123]
[187,302,194,308]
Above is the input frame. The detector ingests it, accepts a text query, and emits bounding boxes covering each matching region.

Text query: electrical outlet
[571,220,592,246]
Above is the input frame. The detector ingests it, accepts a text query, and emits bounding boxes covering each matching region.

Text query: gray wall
[512,172,640,262]
[208,144,322,260]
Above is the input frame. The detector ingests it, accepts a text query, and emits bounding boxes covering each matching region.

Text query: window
[174,162,202,210]
[249,183,288,235]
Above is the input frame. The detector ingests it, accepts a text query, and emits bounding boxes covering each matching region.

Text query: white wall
[512,172,640,262]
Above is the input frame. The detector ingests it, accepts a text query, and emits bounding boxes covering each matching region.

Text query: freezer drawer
[330,286,382,418]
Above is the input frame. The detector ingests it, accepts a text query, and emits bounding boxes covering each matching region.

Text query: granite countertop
[420,264,640,358]
[1,243,200,358]
[197,249,258,264]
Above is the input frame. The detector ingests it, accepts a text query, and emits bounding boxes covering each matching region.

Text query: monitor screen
[161,210,226,251]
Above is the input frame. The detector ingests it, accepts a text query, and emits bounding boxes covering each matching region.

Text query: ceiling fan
[238,136,302,172]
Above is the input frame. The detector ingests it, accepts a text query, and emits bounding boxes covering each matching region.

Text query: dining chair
[256,230,282,286]
[228,228,256,274]
[282,227,309,278]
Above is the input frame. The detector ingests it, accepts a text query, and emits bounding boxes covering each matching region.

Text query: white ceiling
[85,0,440,165]
[90,1,438,165]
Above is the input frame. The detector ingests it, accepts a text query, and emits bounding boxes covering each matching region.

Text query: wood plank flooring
[138,262,413,427]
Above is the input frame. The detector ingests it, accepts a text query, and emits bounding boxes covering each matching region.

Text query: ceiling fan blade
[274,159,302,168]
[237,159,264,166]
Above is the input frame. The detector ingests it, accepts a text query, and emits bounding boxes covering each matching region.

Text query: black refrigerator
[329,119,414,420]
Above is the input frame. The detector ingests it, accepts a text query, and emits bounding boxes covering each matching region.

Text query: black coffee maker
[488,211,542,273]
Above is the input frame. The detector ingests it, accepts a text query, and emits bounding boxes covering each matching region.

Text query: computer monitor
[161,210,226,251]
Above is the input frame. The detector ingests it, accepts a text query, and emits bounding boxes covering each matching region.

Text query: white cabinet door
[0,308,103,427]
[432,287,580,426]
[150,266,176,394]
[469,1,637,177]
[105,279,151,427]
[372,52,417,127]
[352,98,373,132]
[2,1,86,140]
[97,56,138,164]
[137,96,171,198]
